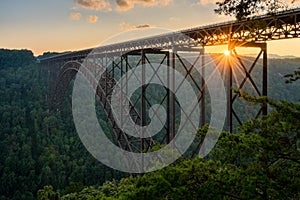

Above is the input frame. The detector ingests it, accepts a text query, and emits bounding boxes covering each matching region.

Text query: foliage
[37,186,60,200]
[59,99,300,199]
[0,49,126,200]
[0,49,299,199]
[214,0,288,20]
[36,52,67,60]
[285,67,300,83]
[0,49,35,69]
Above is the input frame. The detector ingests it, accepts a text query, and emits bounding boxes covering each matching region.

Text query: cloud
[198,0,219,5]
[69,12,82,20]
[87,15,99,23]
[119,22,135,30]
[136,24,151,28]
[116,0,133,11]
[169,17,180,22]
[74,0,112,11]
[119,22,152,30]
[159,0,172,6]
[70,6,78,10]
[116,0,172,11]
[72,0,172,12]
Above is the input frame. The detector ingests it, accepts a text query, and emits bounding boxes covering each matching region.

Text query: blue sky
[1,0,300,56]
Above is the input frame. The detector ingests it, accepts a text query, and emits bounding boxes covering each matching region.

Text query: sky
[1,0,300,56]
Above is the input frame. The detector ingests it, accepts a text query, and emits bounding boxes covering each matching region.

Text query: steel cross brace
[226,42,267,132]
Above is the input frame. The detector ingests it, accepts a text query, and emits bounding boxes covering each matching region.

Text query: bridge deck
[40,8,300,63]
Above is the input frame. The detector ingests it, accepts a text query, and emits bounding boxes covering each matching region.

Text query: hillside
[0,49,299,199]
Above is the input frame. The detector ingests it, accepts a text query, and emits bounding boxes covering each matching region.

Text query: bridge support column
[227,48,233,133]
[227,42,268,132]
[171,51,176,144]
[166,52,171,144]
[141,50,146,151]
[201,48,206,127]
[262,47,268,115]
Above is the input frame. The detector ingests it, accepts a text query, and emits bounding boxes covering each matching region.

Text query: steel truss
[46,43,269,167]
[50,48,207,171]
[40,8,300,64]
[224,42,267,132]
[48,43,268,141]
[39,7,300,166]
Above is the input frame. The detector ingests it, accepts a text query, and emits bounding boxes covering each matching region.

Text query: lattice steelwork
[40,8,300,167]
[48,48,205,171]
[224,42,267,132]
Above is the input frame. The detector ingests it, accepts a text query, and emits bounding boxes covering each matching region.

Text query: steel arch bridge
[40,8,300,171]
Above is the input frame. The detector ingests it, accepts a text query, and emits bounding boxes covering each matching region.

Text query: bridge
[40,8,300,172]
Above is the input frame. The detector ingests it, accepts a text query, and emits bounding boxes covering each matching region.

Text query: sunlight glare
[224,50,230,56]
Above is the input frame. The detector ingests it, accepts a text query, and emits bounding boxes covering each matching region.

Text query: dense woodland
[0,49,299,199]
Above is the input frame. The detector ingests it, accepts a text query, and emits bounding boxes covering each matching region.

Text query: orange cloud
[119,22,135,30]
[87,15,99,23]
[198,0,219,5]
[116,0,172,11]
[75,0,112,11]
[69,12,82,20]
[136,24,151,28]
[119,22,151,30]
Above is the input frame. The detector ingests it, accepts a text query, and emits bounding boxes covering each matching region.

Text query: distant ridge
[242,54,299,59]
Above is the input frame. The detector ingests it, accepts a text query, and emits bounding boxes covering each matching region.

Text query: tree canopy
[0,49,299,199]
[214,0,289,20]
[46,99,299,200]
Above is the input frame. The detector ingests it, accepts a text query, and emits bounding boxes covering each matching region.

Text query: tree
[37,186,60,200]
[214,0,288,20]
[1,49,299,199]
[58,98,299,199]
[285,67,300,83]
[210,100,300,199]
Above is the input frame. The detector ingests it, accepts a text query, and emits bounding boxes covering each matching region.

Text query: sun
[224,50,231,56]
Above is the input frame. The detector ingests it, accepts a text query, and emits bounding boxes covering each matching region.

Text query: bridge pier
[41,43,270,172]
[226,42,268,132]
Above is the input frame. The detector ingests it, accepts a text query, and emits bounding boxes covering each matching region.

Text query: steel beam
[227,49,233,133]
[227,42,268,132]
[262,47,268,115]
[40,8,300,64]
[201,48,205,126]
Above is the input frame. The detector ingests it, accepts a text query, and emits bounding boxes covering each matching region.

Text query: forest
[0,49,299,199]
